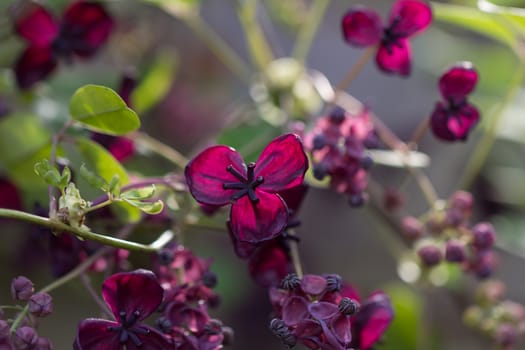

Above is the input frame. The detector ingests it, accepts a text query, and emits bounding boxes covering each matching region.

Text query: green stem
[181,14,252,83]
[292,0,330,63]
[0,305,24,312]
[237,0,274,71]
[0,209,157,252]
[132,132,189,169]
[459,61,525,189]
[84,198,113,214]
[287,229,303,278]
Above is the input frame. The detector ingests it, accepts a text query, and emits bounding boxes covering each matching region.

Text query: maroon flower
[13,1,113,89]
[185,134,308,243]
[430,62,480,141]
[342,0,432,76]
[74,270,173,350]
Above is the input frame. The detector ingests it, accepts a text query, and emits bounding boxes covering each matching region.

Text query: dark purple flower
[74,269,173,350]
[185,134,308,243]
[430,62,480,141]
[342,0,432,76]
[351,292,394,350]
[13,1,113,89]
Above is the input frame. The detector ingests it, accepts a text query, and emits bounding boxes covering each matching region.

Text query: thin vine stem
[0,209,157,252]
[287,229,303,278]
[132,132,189,169]
[292,0,330,63]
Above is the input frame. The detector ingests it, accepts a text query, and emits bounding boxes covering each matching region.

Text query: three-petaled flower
[13,1,113,89]
[74,269,173,350]
[185,133,308,244]
[341,0,432,76]
[430,62,480,141]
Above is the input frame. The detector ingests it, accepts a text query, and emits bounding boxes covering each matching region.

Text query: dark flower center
[222,162,264,203]
[382,16,405,54]
[107,310,149,347]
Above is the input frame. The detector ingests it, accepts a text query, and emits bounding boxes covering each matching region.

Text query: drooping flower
[13,1,113,89]
[430,62,480,141]
[74,270,173,350]
[341,0,432,76]
[185,134,308,243]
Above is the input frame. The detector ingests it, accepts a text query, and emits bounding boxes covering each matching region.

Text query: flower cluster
[401,191,497,278]
[269,273,393,350]
[1,276,53,349]
[430,62,480,141]
[303,107,376,206]
[464,280,525,349]
[12,1,113,89]
[341,0,432,76]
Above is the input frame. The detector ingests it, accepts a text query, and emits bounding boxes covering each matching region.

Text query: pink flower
[13,1,113,89]
[342,0,432,76]
[185,134,308,243]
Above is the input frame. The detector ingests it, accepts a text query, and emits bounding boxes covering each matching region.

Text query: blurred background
[1,0,525,349]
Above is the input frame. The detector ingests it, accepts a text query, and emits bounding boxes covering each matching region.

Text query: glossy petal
[331,314,352,347]
[376,39,411,76]
[308,302,338,320]
[230,192,288,243]
[278,184,308,216]
[75,319,120,350]
[430,102,479,141]
[14,4,58,46]
[352,292,394,350]
[255,134,308,192]
[102,270,163,321]
[389,0,432,38]
[248,240,292,287]
[228,222,258,259]
[341,7,383,47]
[59,2,113,57]
[167,303,209,333]
[185,145,246,206]
[15,46,57,89]
[302,274,328,295]
[439,62,478,100]
[283,296,309,326]
[76,319,173,350]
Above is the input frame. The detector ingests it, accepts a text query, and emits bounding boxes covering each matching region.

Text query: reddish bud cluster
[304,107,377,206]
[268,273,393,350]
[401,191,498,278]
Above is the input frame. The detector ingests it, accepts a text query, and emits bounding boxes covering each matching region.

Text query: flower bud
[35,337,53,350]
[445,240,466,263]
[202,271,218,289]
[329,107,346,124]
[270,318,296,348]
[312,134,326,150]
[325,274,343,292]
[28,292,53,317]
[471,223,496,250]
[12,326,38,350]
[450,191,473,212]
[11,276,34,301]
[281,273,301,290]
[0,320,9,341]
[417,245,442,267]
[338,297,360,315]
[401,216,424,240]
[495,323,518,347]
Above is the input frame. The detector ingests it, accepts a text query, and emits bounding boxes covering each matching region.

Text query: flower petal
[74,319,121,350]
[439,62,478,100]
[283,296,309,326]
[14,3,58,46]
[389,0,432,38]
[352,292,394,350]
[308,302,338,320]
[301,275,328,296]
[255,134,308,192]
[278,184,308,216]
[376,39,411,76]
[248,240,292,287]
[167,303,209,333]
[341,7,383,47]
[14,46,57,89]
[430,102,479,141]
[230,192,288,243]
[60,1,114,57]
[102,269,163,322]
[185,145,246,206]
[331,314,352,347]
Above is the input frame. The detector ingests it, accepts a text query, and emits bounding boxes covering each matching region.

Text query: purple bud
[401,216,424,240]
[202,271,218,288]
[312,163,328,180]
[495,323,518,347]
[450,191,474,212]
[312,134,326,150]
[445,240,466,263]
[12,326,38,350]
[0,320,9,341]
[444,208,464,227]
[417,245,443,267]
[35,337,53,350]
[11,276,34,301]
[329,107,346,124]
[471,223,496,250]
[28,292,53,317]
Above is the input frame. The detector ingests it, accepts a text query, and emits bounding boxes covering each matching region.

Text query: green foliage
[131,51,178,114]
[121,185,164,215]
[69,85,140,135]
[141,0,200,17]
[34,159,70,193]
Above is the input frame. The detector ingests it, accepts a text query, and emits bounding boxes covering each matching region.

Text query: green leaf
[131,51,178,114]
[478,0,525,39]
[60,166,71,190]
[108,175,121,197]
[122,198,164,215]
[69,84,141,135]
[79,164,108,191]
[121,185,156,201]
[0,113,50,167]
[432,2,519,49]
[34,159,62,189]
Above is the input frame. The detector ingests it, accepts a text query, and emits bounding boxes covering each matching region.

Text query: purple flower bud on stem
[12,326,38,350]
[11,276,34,301]
[28,292,53,317]
[401,216,424,240]
[417,245,443,267]
[445,240,466,263]
[471,223,496,250]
